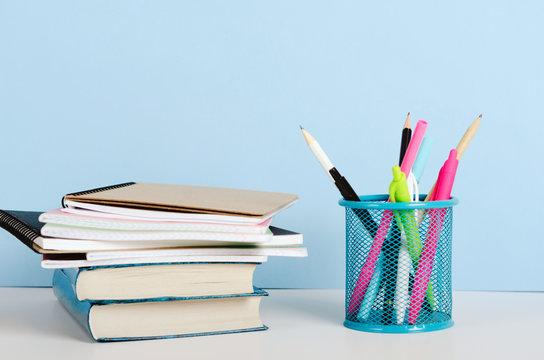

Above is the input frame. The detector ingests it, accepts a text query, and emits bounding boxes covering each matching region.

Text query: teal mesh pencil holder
[339,194,459,333]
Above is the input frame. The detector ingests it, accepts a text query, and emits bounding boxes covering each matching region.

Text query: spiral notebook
[63,182,298,222]
[0,210,305,256]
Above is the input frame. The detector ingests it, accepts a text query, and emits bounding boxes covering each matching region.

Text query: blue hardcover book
[61,262,259,302]
[53,269,268,342]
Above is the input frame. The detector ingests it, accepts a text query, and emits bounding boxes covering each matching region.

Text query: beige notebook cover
[63,182,298,217]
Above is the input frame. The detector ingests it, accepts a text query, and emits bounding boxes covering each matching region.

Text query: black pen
[399,112,412,165]
[300,126,378,235]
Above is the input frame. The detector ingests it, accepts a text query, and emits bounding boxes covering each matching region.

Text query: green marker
[389,166,435,318]
[390,166,422,262]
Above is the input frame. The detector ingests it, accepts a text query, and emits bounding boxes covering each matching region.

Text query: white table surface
[0,288,542,359]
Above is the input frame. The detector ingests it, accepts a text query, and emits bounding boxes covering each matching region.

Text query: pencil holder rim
[338,194,458,210]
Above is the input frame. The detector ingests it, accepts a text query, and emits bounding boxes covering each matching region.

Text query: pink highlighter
[408,149,458,324]
[346,120,428,316]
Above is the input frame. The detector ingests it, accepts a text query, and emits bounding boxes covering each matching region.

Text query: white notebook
[40,208,271,233]
[40,224,273,242]
[36,226,303,251]
[83,245,309,261]
[41,255,268,269]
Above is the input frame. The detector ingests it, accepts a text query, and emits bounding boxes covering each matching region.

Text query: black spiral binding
[61,182,136,208]
[0,210,40,251]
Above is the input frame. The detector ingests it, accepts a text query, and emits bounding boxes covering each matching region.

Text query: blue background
[0,1,541,290]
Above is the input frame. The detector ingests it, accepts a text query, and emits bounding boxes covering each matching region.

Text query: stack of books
[0,182,306,341]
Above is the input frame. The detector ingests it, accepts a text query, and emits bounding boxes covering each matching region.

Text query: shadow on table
[0,296,93,343]
[265,290,345,326]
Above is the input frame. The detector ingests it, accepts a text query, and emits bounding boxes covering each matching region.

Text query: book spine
[62,182,136,207]
[0,210,40,252]
[52,269,95,340]
[60,267,81,289]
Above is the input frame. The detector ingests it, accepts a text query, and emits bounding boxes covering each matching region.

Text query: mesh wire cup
[339,194,459,333]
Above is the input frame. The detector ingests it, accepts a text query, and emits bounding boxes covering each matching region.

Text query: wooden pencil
[423,114,482,202]
[416,114,482,225]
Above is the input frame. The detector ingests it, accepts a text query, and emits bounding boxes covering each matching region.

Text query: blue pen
[411,137,433,222]
[356,258,383,321]
[411,137,433,183]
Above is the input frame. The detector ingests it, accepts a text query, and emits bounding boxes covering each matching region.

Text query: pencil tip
[478,114,482,118]
[407,112,410,116]
[300,125,314,145]
[404,112,411,129]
